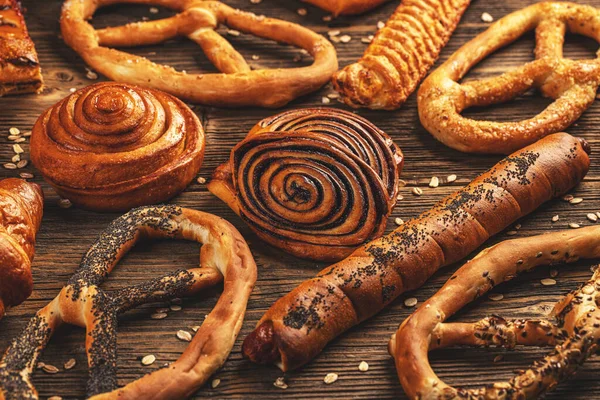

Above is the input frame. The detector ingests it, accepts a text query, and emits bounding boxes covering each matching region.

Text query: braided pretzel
[0,205,257,400]
[391,225,600,399]
[418,2,600,154]
[60,0,338,108]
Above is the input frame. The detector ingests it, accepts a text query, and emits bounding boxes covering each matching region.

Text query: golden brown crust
[0,206,257,399]
[418,2,600,154]
[208,108,403,262]
[0,178,43,319]
[0,0,43,95]
[59,0,338,108]
[30,82,205,212]
[302,0,390,16]
[391,226,600,399]
[332,0,470,110]
[242,133,590,371]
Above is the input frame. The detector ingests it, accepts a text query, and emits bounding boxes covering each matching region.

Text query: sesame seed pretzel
[60,0,338,108]
[0,205,257,400]
[418,2,600,154]
[391,226,600,399]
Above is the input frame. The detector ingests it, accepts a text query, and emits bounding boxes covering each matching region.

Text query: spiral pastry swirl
[209,108,403,262]
[31,82,205,211]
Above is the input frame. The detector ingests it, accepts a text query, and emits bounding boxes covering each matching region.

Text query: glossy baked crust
[0,0,43,96]
[303,0,390,15]
[0,178,44,319]
[30,82,205,212]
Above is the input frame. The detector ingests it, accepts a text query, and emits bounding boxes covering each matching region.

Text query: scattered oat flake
[404,297,418,307]
[64,358,76,370]
[211,378,221,388]
[361,37,372,44]
[70,87,77,92]
[506,231,517,236]
[447,174,457,183]
[3,163,16,170]
[19,172,34,179]
[43,364,59,374]
[151,312,168,320]
[297,8,307,16]
[569,197,583,205]
[358,361,369,372]
[377,21,385,29]
[197,177,206,184]
[170,305,182,311]
[488,293,504,301]
[339,35,351,43]
[396,194,404,201]
[141,354,156,366]
[149,7,159,13]
[493,355,503,363]
[412,187,423,196]
[541,278,556,286]
[429,176,439,188]
[86,69,98,80]
[177,330,193,342]
[515,224,521,230]
[328,30,341,37]
[273,377,288,389]
[227,29,240,37]
[551,215,559,222]
[250,0,262,3]
[550,269,559,278]
[8,127,19,135]
[569,223,580,229]
[8,135,20,140]
[324,373,338,384]
[394,217,404,226]
[58,198,72,209]
[16,160,28,169]
[13,144,24,154]
[190,325,200,332]
[48,397,62,400]
[322,15,332,22]
[156,307,169,313]
[22,131,32,137]
[322,96,331,104]
[398,179,407,187]
[251,54,260,60]
[588,213,598,222]
[14,137,26,143]
[11,154,20,163]
[481,12,494,22]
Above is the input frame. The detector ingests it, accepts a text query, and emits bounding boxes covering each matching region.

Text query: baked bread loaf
[303,0,390,15]
[30,82,205,212]
[208,108,403,262]
[0,205,256,399]
[418,2,600,154]
[0,178,43,319]
[242,132,590,371]
[60,0,338,108]
[332,0,470,110]
[0,0,43,96]
[392,226,600,399]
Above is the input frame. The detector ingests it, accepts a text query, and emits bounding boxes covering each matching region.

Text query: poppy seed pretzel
[60,0,338,108]
[391,225,600,399]
[419,2,600,154]
[0,205,257,400]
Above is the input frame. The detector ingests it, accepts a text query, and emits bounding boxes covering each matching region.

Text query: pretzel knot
[0,205,257,400]
[390,226,600,399]
[60,0,338,108]
[418,2,600,154]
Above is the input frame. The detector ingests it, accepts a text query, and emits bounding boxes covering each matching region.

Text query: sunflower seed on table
[11,154,20,162]
[16,160,28,168]
[170,305,182,311]
[377,21,385,29]
[251,0,262,3]
[404,297,418,307]
[177,330,193,342]
[22,131,31,137]
[322,15,332,21]
[13,137,26,143]
[190,325,200,332]
[339,35,351,43]
[328,30,340,37]
[588,213,598,222]
[273,377,288,389]
[481,12,494,22]
[541,278,556,286]
[8,135,20,140]
[358,361,369,372]
[493,355,503,363]
[563,194,574,201]
[19,172,34,179]
[13,144,23,154]
[48,397,62,400]
[3,163,16,170]
[551,215,559,222]
[394,218,404,226]
[151,312,167,320]
[569,223,580,229]
[447,174,457,183]
[569,197,583,205]
[64,358,76,370]
[488,293,504,301]
[43,364,59,374]
[412,187,423,196]
[8,127,19,136]
[149,6,159,13]
[57,198,72,209]
[227,29,240,37]
[297,8,307,16]
[141,354,156,366]
[211,378,221,388]
[322,96,331,104]
[429,176,439,188]
[324,373,338,384]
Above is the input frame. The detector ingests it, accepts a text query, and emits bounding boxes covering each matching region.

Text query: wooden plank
[2,0,600,398]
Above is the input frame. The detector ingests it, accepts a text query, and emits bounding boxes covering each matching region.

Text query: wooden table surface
[2,0,600,398]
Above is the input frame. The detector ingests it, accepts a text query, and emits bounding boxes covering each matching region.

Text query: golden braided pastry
[392,226,600,399]
[332,0,470,110]
[419,2,600,154]
[303,0,390,15]
[0,205,256,400]
[208,108,403,262]
[242,133,590,371]
[60,0,338,108]
[0,178,43,319]
[30,82,205,212]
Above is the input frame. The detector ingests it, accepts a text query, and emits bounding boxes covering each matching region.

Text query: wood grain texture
[2,0,600,398]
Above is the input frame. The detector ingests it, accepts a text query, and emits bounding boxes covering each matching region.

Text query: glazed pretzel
[0,205,257,400]
[418,2,600,154]
[391,226,600,399]
[60,0,338,108]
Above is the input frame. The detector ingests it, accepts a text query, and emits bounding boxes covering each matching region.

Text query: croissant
[242,133,590,371]
[30,82,205,212]
[0,178,43,319]
[208,108,403,262]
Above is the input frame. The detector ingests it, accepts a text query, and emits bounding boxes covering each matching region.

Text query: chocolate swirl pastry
[31,82,205,212]
[208,108,403,262]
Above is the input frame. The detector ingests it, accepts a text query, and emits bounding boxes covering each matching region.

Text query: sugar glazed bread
[0,0,43,96]
[332,0,470,109]
[30,82,205,212]
[242,133,590,371]
[392,226,600,399]
[0,178,43,319]
[208,108,403,262]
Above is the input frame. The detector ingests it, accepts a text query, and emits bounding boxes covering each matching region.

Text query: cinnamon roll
[208,108,403,262]
[30,82,205,212]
